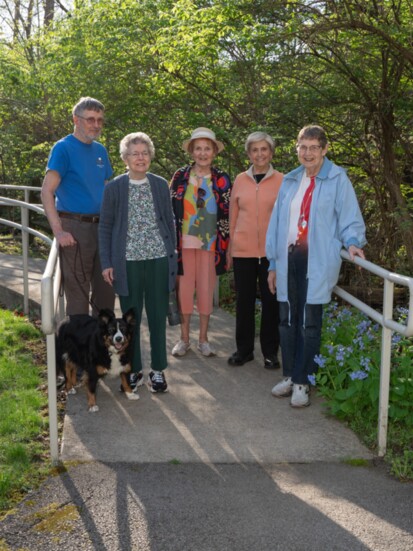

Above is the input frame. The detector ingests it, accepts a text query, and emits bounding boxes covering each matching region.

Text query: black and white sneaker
[148,370,168,393]
[120,372,144,393]
[57,374,66,390]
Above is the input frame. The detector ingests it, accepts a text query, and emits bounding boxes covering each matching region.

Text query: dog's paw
[125,391,140,401]
[67,388,77,395]
[88,405,99,413]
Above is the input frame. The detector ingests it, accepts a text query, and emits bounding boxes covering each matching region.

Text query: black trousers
[233,257,280,358]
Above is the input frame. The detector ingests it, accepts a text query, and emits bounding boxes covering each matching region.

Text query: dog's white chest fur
[107,347,125,376]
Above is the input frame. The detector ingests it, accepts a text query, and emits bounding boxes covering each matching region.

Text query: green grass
[0,308,52,515]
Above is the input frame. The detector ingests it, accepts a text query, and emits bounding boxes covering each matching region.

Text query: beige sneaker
[271,377,293,397]
[197,341,216,357]
[290,384,310,407]
[172,340,190,356]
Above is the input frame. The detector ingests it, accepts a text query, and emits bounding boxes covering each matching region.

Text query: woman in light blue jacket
[266,125,366,407]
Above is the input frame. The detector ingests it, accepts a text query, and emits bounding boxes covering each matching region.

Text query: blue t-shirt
[46,134,113,214]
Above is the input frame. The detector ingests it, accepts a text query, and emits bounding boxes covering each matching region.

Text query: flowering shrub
[313,303,413,431]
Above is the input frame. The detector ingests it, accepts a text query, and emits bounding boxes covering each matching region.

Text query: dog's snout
[114,334,123,343]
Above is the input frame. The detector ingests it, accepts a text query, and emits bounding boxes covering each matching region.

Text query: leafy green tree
[1,0,413,276]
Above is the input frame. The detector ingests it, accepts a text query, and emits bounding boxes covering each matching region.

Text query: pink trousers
[177,248,216,315]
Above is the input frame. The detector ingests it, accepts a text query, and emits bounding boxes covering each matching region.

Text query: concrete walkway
[61,308,371,464]
[0,251,412,551]
[0,252,45,316]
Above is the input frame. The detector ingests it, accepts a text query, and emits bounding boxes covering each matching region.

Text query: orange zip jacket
[229,165,283,258]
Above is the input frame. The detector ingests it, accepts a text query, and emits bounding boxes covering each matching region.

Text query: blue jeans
[279,247,323,385]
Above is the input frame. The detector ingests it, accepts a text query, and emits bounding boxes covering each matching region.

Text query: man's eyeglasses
[197,188,206,208]
[77,115,105,126]
[296,144,322,153]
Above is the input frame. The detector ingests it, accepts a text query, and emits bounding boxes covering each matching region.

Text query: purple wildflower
[360,357,371,371]
[354,336,365,350]
[337,308,352,321]
[308,374,316,386]
[350,370,369,381]
[314,354,326,368]
[357,319,371,334]
[335,346,345,362]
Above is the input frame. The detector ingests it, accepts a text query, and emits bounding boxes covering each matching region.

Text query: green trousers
[119,258,169,373]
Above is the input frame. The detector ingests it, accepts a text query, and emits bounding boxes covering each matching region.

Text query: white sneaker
[172,340,190,356]
[197,341,216,357]
[271,377,293,397]
[290,384,310,407]
[125,391,140,401]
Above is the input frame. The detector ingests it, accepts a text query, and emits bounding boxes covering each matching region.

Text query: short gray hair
[245,131,275,154]
[72,97,105,116]
[297,125,328,149]
[119,132,155,160]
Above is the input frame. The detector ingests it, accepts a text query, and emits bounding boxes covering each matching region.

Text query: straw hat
[182,127,224,153]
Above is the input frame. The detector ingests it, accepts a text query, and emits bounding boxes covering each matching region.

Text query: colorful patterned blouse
[170,164,232,276]
[182,174,218,251]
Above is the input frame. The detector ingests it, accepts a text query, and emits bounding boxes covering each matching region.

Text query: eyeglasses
[296,144,322,153]
[127,151,150,158]
[196,188,206,208]
[77,115,105,126]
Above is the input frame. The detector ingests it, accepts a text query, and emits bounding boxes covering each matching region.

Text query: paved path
[0,252,44,316]
[0,252,412,550]
[61,308,371,464]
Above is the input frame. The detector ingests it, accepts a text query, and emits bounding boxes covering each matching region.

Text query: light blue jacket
[266,157,366,304]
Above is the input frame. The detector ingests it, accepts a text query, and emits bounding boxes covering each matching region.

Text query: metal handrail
[1,185,412,461]
[335,251,413,335]
[0,190,52,314]
[335,250,413,456]
[0,185,41,191]
[0,185,64,464]
[41,238,64,464]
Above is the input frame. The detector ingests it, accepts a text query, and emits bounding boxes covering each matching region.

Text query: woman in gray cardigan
[99,132,177,395]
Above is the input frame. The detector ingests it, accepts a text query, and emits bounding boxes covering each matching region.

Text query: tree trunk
[44,0,54,26]
[381,113,413,273]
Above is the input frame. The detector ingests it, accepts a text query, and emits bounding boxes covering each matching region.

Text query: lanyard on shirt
[296,176,315,244]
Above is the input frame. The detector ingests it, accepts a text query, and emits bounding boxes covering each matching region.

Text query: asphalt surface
[0,252,412,551]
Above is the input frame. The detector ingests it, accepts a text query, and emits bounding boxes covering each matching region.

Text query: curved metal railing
[1,184,412,460]
[0,185,63,464]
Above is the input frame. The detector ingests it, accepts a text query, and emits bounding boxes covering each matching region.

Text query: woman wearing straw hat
[170,127,231,357]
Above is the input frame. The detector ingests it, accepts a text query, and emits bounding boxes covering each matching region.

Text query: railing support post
[377,279,393,457]
[46,333,59,465]
[21,205,29,315]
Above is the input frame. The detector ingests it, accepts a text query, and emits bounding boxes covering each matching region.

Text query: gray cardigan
[99,172,177,295]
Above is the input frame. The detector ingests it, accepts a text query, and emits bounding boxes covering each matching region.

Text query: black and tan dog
[56,309,137,412]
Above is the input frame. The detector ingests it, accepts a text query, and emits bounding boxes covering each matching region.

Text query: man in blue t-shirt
[41,97,115,316]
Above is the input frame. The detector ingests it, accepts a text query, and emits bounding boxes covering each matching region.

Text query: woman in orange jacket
[228,132,283,367]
